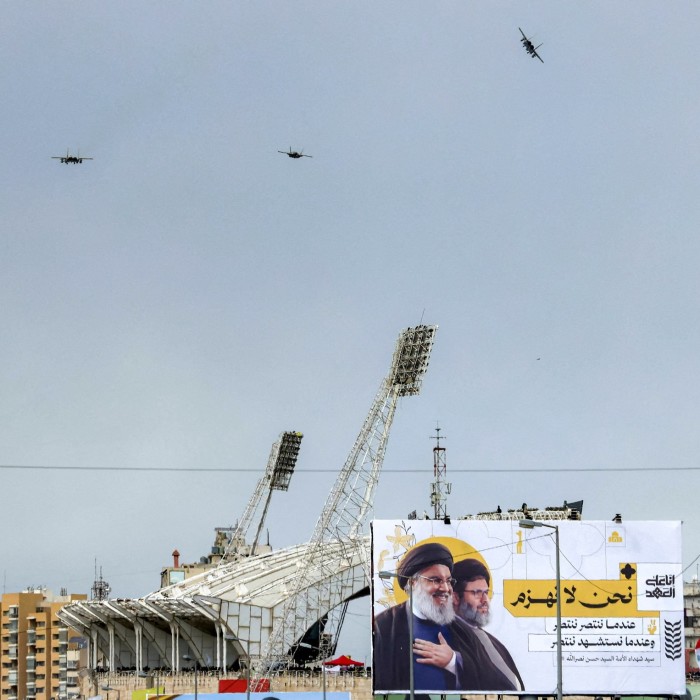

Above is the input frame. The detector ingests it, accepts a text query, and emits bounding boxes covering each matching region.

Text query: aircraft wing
[519,27,527,40]
[51,155,93,160]
[532,48,544,63]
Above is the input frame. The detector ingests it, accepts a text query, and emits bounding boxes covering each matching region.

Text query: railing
[90,667,370,689]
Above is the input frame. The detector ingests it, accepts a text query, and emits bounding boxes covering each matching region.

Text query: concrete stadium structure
[58,325,437,683]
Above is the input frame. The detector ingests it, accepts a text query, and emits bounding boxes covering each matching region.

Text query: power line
[0,464,698,473]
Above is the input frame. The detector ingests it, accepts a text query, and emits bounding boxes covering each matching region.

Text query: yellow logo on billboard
[386,525,415,553]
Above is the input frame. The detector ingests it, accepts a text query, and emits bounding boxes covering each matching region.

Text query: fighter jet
[52,149,93,164]
[519,28,544,63]
[278,148,312,159]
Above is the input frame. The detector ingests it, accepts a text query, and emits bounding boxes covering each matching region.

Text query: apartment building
[685,577,700,675]
[1,588,87,700]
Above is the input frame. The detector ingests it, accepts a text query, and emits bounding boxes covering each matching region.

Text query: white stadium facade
[58,326,438,682]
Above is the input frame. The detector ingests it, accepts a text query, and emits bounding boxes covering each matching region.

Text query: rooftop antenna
[430,424,451,520]
[91,560,111,601]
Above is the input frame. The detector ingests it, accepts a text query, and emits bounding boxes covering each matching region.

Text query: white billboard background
[371,519,684,695]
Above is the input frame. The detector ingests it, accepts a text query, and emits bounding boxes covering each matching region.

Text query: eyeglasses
[464,588,489,599]
[417,575,457,588]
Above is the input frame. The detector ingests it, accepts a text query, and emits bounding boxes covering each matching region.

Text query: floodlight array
[390,324,437,396]
[270,431,303,491]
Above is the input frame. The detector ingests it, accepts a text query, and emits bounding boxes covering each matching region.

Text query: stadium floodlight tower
[221,431,304,560]
[254,324,437,676]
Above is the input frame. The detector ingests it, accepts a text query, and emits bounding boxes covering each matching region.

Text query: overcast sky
[2,1,700,662]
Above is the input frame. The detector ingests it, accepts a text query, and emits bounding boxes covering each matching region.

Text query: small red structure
[323,654,364,667]
[219,679,270,693]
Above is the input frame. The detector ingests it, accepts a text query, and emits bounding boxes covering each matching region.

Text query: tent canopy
[323,654,364,667]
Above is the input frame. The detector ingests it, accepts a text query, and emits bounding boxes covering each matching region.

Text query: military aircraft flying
[278,148,312,159]
[519,28,544,63]
[52,149,93,164]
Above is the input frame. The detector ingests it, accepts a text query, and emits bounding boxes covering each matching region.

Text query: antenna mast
[91,560,111,601]
[430,425,451,520]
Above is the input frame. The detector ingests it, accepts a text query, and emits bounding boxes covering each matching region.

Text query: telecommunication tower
[91,561,111,601]
[430,425,451,519]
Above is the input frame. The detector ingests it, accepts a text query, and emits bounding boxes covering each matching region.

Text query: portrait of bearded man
[372,542,489,692]
[452,557,524,691]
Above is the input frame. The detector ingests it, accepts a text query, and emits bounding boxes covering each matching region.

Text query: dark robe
[372,602,485,692]
[463,621,525,691]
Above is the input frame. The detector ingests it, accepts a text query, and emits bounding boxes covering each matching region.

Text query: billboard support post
[379,570,414,700]
[182,655,198,700]
[101,684,120,700]
[519,519,562,700]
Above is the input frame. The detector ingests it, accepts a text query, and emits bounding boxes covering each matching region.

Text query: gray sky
[2,1,700,662]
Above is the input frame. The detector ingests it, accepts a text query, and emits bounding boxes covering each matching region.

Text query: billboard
[371,519,684,695]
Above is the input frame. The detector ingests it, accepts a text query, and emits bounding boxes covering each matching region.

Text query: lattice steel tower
[255,324,437,675]
[430,425,451,520]
[222,431,304,560]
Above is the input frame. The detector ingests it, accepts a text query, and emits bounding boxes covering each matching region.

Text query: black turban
[396,542,454,589]
[453,558,490,588]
